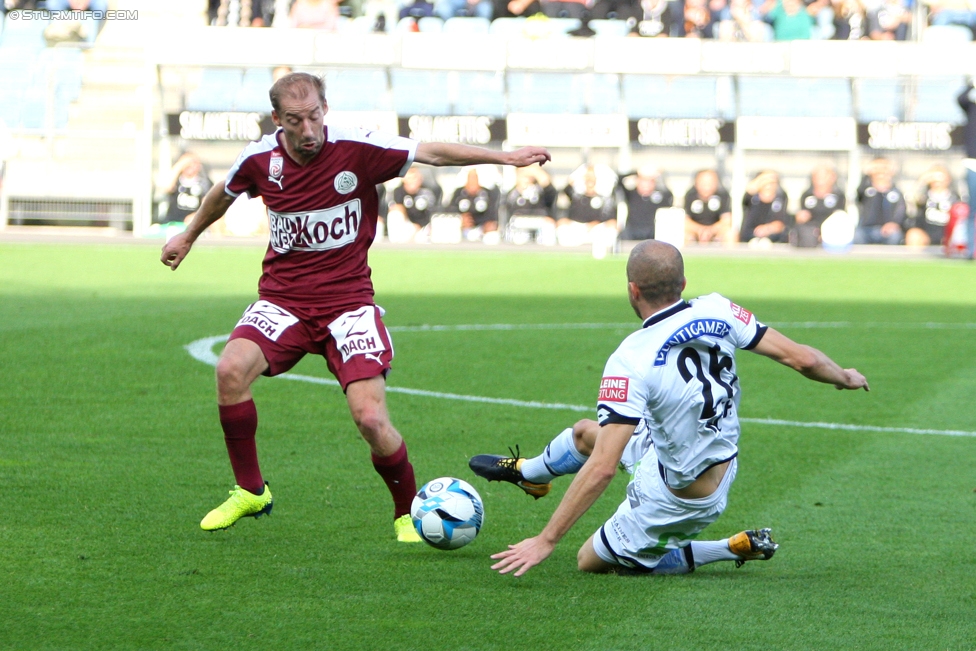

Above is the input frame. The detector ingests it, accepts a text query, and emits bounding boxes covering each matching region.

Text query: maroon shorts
[228,299,394,391]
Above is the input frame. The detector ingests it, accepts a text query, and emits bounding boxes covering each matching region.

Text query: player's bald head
[627,240,685,306]
[269,72,326,113]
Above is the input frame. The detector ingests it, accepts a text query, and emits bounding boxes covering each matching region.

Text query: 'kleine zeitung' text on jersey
[224,125,417,309]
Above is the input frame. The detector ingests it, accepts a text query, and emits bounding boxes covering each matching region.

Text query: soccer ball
[410,477,484,550]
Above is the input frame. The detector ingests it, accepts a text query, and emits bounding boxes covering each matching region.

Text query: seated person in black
[905,164,960,248]
[739,170,790,244]
[560,164,618,230]
[794,164,845,246]
[449,168,500,241]
[619,165,674,240]
[158,152,213,224]
[386,167,442,242]
[854,157,906,245]
[390,167,442,238]
[505,165,558,244]
[684,169,732,244]
[506,165,557,219]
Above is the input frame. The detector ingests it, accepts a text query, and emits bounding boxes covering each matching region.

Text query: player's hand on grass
[505,147,552,168]
[837,368,869,391]
[160,232,193,270]
[491,536,555,576]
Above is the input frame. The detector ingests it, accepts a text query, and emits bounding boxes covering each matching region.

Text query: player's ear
[271,110,281,127]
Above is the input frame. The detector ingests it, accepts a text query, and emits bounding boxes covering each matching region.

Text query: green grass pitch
[1,242,975,650]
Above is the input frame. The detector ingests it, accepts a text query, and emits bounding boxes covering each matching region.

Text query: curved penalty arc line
[184,325,976,438]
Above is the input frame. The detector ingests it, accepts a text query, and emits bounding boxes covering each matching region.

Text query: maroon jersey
[225,126,417,308]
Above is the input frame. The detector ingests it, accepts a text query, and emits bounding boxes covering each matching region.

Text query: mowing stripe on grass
[185,332,976,438]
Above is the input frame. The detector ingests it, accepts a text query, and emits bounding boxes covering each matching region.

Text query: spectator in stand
[718,0,773,40]
[389,167,442,241]
[449,167,501,242]
[927,0,976,32]
[435,0,494,19]
[959,78,976,259]
[684,0,721,35]
[684,169,732,244]
[854,158,906,245]
[504,164,558,244]
[560,165,619,232]
[831,0,867,38]
[212,0,272,26]
[905,165,959,247]
[739,170,790,244]
[865,0,910,39]
[289,0,340,29]
[620,0,675,35]
[157,152,213,225]
[541,0,589,17]
[619,166,674,240]
[400,0,437,18]
[794,164,846,246]
[759,0,828,39]
[493,0,543,18]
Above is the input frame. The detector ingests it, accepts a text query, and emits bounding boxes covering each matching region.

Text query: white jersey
[596,293,767,489]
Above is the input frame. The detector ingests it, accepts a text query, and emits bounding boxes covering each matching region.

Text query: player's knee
[573,419,598,456]
[215,356,248,393]
[351,404,388,438]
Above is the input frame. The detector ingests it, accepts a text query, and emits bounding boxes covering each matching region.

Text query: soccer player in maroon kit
[161,73,550,541]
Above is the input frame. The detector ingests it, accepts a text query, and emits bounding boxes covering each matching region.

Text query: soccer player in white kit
[473,240,869,576]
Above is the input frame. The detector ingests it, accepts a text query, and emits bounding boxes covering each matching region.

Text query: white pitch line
[184,327,976,439]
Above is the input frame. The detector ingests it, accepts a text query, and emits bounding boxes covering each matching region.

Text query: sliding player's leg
[588,458,777,574]
[467,419,599,499]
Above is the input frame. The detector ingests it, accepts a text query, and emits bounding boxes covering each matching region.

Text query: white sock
[521,427,588,483]
[689,539,738,567]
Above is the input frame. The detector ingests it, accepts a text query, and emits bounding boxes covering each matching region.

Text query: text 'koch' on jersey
[268,200,362,254]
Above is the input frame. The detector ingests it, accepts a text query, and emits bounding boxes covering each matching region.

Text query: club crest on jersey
[599,377,630,402]
[334,171,358,194]
[654,319,731,366]
[729,302,752,324]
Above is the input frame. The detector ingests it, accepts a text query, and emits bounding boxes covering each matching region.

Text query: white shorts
[592,441,738,572]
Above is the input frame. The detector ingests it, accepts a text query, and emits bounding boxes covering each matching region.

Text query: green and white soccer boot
[200,483,273,531]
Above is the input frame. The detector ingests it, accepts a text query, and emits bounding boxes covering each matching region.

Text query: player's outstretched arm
[751,327,869,391]
[160,181,236,271]
[490,422,634,577]
[414,142,551,168]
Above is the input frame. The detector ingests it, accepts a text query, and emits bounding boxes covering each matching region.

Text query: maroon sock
[218,399,264,495]
[371,441,417,519]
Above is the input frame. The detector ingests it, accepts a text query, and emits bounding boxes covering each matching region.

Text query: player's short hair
[269,72,326,114]
[627,240,685,305]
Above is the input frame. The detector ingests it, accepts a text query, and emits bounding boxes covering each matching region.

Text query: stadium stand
[443,16,491,34]
[507,72,586,114]
[913,76,968,123]
[737,77,852,118]
[454,71,506,116]
[392,69,452,114]
[623,75,730,119]
[855,78,904,122]
[1,0,974,237]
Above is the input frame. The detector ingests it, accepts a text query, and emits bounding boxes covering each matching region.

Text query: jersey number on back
[677,345,737,432]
